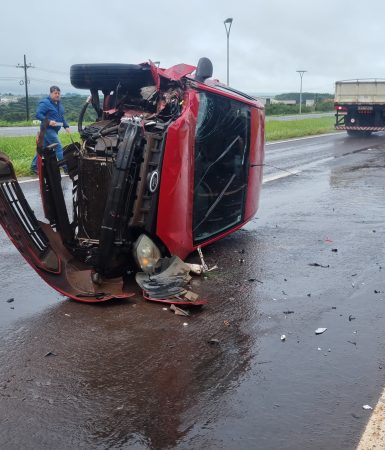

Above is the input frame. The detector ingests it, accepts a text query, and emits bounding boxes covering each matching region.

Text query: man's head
[49,86,61,102]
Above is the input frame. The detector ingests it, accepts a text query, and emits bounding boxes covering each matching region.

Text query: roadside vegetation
[265,116,335,141]
[0,116,337,177]
[0,133,79,176]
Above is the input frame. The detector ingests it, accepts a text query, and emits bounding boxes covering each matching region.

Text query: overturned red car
[0,59,265,302]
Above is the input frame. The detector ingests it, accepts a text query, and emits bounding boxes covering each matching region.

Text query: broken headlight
[133,234,161,273]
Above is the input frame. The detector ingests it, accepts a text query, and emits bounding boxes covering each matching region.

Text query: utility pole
[16,55,34,121]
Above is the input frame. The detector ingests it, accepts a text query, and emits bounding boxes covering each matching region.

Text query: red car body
[0,59,264,302]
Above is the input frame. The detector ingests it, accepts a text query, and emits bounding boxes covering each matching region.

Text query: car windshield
[193,90,250,243]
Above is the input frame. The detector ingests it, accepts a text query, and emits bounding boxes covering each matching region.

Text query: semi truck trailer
[335,79,385,136]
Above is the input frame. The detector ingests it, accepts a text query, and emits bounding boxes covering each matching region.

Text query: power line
[34,66,69,76]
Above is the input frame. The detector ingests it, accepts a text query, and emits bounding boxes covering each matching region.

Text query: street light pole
[224,18,233,86]
[296,70,307,114]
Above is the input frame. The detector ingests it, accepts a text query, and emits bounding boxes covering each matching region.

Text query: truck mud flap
[0,152,134,302]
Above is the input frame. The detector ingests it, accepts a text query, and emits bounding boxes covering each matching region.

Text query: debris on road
[280,334,286,341]
[136,255,207,306]
[6,298,14,303]
[283,310,294,315]
[44,351,57,357]
[362,405,373,410]
[349,315,356,321]
[208,338,220,345]
[248,278,263,283]
[309,263,330,268]
[186,263,203,275]
[197,246,218,272]
[170,304,189,316]
[315,328,327,335]
[331,248,338,253]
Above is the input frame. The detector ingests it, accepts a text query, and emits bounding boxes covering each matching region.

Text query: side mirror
[195,57,213,82]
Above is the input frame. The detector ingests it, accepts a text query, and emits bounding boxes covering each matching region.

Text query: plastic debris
[170,304,189,316]
[186,263,203,275]
[6,298,14,303]
[197,246,209,272]
[44,351,57,357]
[184,291,199,302]
[363,405,373,410]
[280,335,286,341]
[331,248,338,252]
[309,263,330,268]
[208,338,220,345]
[349,315,356,321]
[315,328,327,335]
[183,322,188,327]
[283,310,294,315]
[136,255,207,305]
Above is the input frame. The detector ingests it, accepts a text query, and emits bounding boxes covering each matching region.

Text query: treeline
[274,92,334,102]
[0,95,96,123]
[0,92,335,123]
[265,101,334,116]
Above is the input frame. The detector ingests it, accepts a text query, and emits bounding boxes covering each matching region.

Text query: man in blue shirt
[31,85,71,174]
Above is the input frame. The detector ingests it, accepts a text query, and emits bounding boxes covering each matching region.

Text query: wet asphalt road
[0,132,385,449]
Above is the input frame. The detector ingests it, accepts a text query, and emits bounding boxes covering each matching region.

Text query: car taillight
[335,105,348,113]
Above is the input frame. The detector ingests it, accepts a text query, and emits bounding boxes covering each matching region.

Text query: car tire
[70,63,153,92]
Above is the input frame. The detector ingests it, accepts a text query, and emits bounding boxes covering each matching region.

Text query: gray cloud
[1,0,384,95]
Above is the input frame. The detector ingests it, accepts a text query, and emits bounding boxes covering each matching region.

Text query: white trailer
[334,79,385,136]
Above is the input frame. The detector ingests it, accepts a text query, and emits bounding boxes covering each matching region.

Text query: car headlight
[133,234,161,273]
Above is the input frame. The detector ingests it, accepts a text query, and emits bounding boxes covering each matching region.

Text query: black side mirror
[195,57,213,82]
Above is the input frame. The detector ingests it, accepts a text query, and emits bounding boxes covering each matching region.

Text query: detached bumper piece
[0,152,132,302]
[136,256,207,305]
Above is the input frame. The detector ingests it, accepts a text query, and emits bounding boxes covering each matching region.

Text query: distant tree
[275,92,333,103]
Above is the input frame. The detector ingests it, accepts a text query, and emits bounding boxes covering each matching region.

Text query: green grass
[0,133,79,176]
[0,116,337,177]
[266,116,336,141]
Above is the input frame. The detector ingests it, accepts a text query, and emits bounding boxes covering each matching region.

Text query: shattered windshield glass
[193,91,250,243]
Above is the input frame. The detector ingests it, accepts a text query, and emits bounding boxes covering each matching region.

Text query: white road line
[266,132,343,146]
[263,156,334,183]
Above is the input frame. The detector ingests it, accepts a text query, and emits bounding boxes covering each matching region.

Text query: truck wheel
[70,64,153,92]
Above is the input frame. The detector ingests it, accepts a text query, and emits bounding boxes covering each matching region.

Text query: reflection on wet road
[0,132,385,449]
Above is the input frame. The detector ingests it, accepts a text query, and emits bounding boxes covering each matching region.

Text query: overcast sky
[1,0,385,96]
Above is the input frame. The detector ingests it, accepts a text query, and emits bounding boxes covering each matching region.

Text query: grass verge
[265,116,335,141]
[0,133,79,177]
[0,116,337,177]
